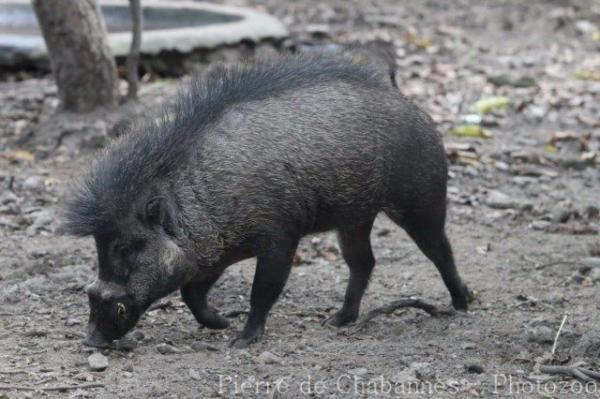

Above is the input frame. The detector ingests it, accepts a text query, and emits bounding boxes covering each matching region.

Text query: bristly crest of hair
[63,52,387,236]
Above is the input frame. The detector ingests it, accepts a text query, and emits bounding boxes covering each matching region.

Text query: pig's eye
[117,302,127,319]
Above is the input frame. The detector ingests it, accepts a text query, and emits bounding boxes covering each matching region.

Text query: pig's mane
[63,52,388,236]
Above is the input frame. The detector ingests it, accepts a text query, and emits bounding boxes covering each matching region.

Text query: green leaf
[451,124,493,139]
[470,96,511,115]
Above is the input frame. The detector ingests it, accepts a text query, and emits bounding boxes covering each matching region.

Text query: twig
[535,261,586,270]
[551,313,568,355]
[0,370,28,375]
[539,365,600,382]
[224,309,248,318]
[350,297,452,334]
[126,0,143,100]
[0,383,104,391]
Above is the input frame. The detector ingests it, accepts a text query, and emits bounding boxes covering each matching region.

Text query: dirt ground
[1,0,600,398]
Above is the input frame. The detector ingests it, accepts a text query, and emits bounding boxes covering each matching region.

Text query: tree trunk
[32,0,119,112]
[126,0,143,100]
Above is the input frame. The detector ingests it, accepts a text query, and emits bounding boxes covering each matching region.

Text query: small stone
[257,351,283,365]
[390,369,416,383]
[156,343,180,355]
[462,342,477,350]
[589,268,600,282]
[26,209,54,235]
[530,220,551,231]
[189,368,202,381]
[115,337,138,351]
[122,362,134,372]
[585,205,600,220]
[74,372,95,382]
[88,353,108,371]
[527,326,554,344]
[570,273,585,284]
[22,176,44,190]
[122,371,134,378]
[132,330,145,341]
[64,318,80,326]
[0,191,19,205]
[486,190,517,209]
[191,341,218,352]
[465,363,484,374]
[582,257,600,269]
[575,20,595,34]
[347,367,368,376]
[494,161,510,171]
[410,362,434,380]
[461,114,482,124]
[552,204,575,223]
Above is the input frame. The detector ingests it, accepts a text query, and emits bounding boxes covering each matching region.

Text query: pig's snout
[83,322,111,348]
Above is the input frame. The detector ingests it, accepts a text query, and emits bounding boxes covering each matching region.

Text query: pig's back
[198,80,441,235]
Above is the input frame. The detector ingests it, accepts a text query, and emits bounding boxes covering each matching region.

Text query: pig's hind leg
[323,220,376,327]
[230,235,299,348]
[386,206,469,311]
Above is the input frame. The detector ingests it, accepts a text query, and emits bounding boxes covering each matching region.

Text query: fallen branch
[539,365,600,382]
[126,0,142,100]
[551,313,568,355]
[535,260,586,270]
[0,383,104,391]
[0,370,28,375]
[350,297,452,334]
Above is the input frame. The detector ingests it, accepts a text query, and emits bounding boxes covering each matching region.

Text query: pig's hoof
[452,285,472,311]
[198,308,230,330]
[230,330,263,349]
[321,311,357,327]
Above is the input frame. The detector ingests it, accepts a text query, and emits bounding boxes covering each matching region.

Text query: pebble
[589,268,600,282]
[132,330,145,341]
[26,209,54,235]
[530,220,551,231]
[156,343,180,355]
[465,363,484,374]
[409,362,434,380]
[257,351,283,365]
[115,337,138,351]
[461,114,482,124]
[582,257,600,269]
[0,191,19,205]
[347,367,368,376]
[584,205,599,220]
[189,368,202,381]
[570,273,586,284]
[527,326,554,344]
[191,341,218,352]
[88,353,108,371]
[551,204,574,223]
[485,190,518,209]
[64,318,80,326]
[390,369,415,383]
[22,175,44,190]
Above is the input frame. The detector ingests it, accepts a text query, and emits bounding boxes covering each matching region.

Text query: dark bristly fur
[69,51,469,349]
[64,53,388,236]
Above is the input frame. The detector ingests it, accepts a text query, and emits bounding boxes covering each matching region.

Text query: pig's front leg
[230,236,299,348]
[181,271,229,329]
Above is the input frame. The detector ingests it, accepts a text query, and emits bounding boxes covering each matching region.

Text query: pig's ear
[145,197,177,234]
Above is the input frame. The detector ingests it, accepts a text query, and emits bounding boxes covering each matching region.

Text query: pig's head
[70,191,196,348]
